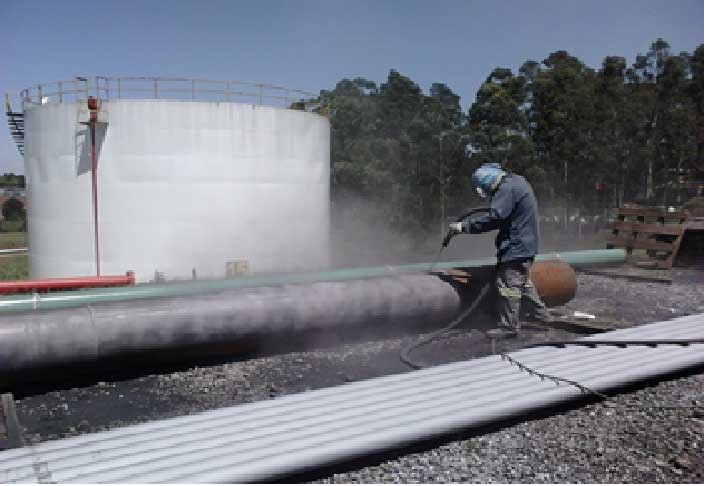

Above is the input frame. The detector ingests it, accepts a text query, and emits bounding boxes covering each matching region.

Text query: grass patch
[0,255,28,280]
[0,232,27,249]
[0,220,25,233]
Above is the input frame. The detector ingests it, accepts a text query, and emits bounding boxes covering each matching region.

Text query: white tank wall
[24,100,330,281]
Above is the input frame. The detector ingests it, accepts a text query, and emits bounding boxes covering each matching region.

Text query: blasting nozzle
[443,222,463,248]
[442,230,454,248]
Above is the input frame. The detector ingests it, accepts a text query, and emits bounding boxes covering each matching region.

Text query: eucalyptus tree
[529,51,598,217]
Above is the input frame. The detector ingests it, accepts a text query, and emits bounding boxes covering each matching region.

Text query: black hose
[454,206,491,223]
[400,282,491,370]
[500,338,704,402]
[410,207,494,368]
[521,339,704,349]
[432,206,491,271]
[441,206,490,248]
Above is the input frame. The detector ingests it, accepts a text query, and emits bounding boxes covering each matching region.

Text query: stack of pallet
[607,205,690,270]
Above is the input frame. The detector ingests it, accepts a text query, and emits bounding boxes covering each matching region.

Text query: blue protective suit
[461,173,540,263]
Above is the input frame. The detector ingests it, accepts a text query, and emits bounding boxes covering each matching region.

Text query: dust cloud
[330,195,500,269]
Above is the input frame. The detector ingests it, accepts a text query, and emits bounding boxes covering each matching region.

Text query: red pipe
[0,271,135,295]
[88,97,100,276]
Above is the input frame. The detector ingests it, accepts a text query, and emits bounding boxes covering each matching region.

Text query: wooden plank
[686,218,704,230]
[611,221,685,236]
[656,260,674,270]
[617,207,689,219]
[664,219,687,268]
[606,236,677,252]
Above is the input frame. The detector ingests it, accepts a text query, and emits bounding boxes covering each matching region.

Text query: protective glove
[442,222,464,248]
[448,222,463,235]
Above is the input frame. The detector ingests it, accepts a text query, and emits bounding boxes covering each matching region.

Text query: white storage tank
[19,78,330,282]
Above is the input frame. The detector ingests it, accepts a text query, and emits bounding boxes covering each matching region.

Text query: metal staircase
[4,95,24,156]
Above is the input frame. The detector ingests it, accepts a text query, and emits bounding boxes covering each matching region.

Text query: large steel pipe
[0,274,461,376]
[0,261,577,379]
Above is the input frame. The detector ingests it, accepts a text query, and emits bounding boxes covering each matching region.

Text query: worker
[448,162,552,338]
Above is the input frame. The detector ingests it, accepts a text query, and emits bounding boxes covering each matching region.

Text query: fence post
[154,79,158,98]
[192,80,196,100]
[58,81,63,103]
[37,85,42,104]
[225,81,230,102]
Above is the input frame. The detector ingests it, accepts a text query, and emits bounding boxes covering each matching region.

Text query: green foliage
[320,70,470,239]
[467,66,534,170]
[0,220,25,232]
[2,197,25,221]
[463,38,703,212]
[317,38,703,237]
[0,255,28,281]
[0,173,24,188]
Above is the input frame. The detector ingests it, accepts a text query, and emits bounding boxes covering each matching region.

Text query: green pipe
[0,249,625,313]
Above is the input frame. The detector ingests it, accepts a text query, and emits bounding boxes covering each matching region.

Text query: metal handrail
[11,76,318,110]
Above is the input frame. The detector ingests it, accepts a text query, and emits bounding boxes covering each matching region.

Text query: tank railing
[14,76,318,110]
[18,78,90,106]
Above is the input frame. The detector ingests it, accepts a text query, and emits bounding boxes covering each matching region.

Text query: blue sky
[1,0,703,174]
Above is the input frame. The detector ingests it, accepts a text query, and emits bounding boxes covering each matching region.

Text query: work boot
[484,327,518,339]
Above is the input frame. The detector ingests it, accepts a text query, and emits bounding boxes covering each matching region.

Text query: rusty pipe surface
[529,260,576,307]
[442,260,576,308]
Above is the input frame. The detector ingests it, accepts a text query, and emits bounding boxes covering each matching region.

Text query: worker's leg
[496,260,524,333]
[519,260,553,323]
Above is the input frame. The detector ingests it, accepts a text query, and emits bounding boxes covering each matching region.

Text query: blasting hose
[500,338,704,406]
[411,206,492,368]
[443,206,490,248]
[400,282,491,370]
[430,207,490,273]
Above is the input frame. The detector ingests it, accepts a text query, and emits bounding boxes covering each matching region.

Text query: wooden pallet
[606,206,689,270]
[675,217,704,266]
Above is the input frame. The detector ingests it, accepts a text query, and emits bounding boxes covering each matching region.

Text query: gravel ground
[563,267,704,326]
[7,267,705,483]
[316,374,704,484]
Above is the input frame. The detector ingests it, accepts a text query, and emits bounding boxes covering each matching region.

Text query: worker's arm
[462,182,514,234]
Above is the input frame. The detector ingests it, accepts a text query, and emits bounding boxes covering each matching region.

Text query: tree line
[298,38,703,239]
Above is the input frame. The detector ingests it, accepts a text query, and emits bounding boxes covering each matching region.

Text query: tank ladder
[4,95,24,156]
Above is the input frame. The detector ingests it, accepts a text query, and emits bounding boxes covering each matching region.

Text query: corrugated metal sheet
[0,314,702,483]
